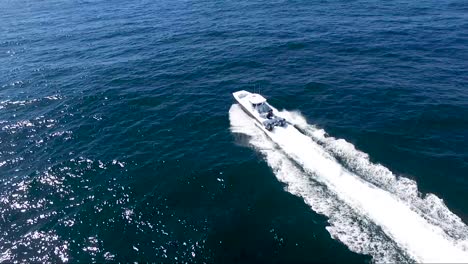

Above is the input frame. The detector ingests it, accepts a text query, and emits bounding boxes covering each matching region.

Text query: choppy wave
[0,155,207,263]
[0,95,62,110]
[229,104,468,263]
[0,157,124,262]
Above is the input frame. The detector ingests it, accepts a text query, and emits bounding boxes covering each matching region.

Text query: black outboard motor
[263,117,287,131]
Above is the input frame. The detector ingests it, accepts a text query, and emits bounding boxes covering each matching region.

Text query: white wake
[229,104,468,263]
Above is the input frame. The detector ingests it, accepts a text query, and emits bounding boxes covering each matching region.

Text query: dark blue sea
[1,0,468,262]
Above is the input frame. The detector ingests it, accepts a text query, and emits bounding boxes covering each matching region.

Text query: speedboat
[232,90,287,131]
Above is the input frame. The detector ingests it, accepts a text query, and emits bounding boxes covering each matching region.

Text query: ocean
[1,0,467,262]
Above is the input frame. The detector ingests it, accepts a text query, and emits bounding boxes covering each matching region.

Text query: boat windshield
[256,103,271,113]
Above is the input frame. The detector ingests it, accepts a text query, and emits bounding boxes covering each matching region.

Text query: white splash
[229,104,468,263]
[278,110,468,243]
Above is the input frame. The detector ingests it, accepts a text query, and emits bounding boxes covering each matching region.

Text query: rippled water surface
[1,0,467,262]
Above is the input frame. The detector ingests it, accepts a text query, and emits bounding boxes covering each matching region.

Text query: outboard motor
[263,116,287,131]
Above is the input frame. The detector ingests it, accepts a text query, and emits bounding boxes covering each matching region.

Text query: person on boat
[267,109,273,119]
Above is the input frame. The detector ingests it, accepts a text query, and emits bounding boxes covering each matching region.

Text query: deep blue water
[1,0,467,262]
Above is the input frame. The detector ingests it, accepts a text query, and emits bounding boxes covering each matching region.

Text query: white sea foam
[229,104,468,263]
[278,110,468,243]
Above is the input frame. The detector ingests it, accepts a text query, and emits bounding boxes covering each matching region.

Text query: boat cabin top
[248,94,272,114]
[248,94,266,105]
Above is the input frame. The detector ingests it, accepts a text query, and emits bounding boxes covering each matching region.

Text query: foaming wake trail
[278,110,468,243]
[229,104,468,263]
